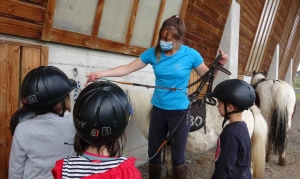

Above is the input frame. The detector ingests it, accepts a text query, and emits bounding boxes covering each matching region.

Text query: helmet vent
[95,106,100,126]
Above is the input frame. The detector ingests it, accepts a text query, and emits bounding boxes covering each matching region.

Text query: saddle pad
[189,99,206,132]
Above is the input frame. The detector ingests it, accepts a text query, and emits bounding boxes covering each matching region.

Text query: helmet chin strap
[221,102,245,128]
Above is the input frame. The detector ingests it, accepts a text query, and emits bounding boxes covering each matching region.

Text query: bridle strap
[189,54,231,105]
[252,78,267,89]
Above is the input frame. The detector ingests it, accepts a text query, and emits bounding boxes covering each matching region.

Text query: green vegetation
[295,76,300,87]
[296,93,300,101]
[295,76,300,101]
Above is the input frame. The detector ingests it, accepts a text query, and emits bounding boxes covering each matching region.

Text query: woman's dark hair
[155,15,185,62]
[73,133,127,157]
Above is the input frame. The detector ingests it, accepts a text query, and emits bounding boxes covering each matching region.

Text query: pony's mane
[250,72,266,86]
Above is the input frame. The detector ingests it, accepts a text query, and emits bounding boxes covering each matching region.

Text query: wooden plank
[21,47,42,81]
[19,0,48,7]
[41,0,56,40]
[240,21,255,40]
[0,16,42,39]
[216,0,231,11]
[126,45,147,56]
[179,0,189,19]
[193,1,222,21]
[188,3,225,29]
[240,10,258,32]
[40,45,48,66]
[151,0,166,47]
[239,35,252,49]
[0,36,43,48]
[185,12,222,37]
[0,0,46,23]
[185,20,220,41]
[49,28,92,47]
[91,0,105,48]
[0,44,20,179]
[242,0,260,20]
[184,31,219,49]
[124,0,139,47]
[243,0,261,20]
[96,37,126,54]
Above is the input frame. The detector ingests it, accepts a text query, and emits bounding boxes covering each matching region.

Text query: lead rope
[105,54,231,162]
[73,68,82,103]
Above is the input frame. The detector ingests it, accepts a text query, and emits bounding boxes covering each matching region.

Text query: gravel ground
[137,100,300,179]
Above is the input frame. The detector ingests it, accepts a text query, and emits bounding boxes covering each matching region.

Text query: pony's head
[250,70,267,86]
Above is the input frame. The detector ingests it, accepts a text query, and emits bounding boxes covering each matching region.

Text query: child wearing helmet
[205,79,255,179]
[9,66,77,179]
[9,106,35,136]
[52,81,142,179]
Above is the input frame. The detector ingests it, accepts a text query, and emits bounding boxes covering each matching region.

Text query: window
[44,0,185,56]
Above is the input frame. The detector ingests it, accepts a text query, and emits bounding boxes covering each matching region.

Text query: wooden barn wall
[260,0,300,80]
[238,0,265,75]
[0,0,47,39]
[260,0,289,74]
[277,0,300,80]
[276,0,299,80]
[182,0,232,66]
[292,40,300,80]
[1,0,299,79]
[182,0,231,95]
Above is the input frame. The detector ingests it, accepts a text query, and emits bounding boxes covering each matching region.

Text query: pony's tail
[250,105,268,179]
[269,81,288,154]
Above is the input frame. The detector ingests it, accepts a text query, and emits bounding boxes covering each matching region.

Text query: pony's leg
[266,141,271,162]
[165,145,173,178]
[278,150,287,166]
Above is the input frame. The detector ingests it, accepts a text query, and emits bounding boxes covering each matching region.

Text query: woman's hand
[85,71,101,87]
[218,49,229,65]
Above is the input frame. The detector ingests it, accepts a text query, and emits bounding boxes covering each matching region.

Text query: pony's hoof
[278,158,288,166]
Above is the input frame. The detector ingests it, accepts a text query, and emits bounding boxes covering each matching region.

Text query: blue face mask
[160,40,173,51]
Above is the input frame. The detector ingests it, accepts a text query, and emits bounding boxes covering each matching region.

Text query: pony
[123,86,268,179]
[251,71,296,166]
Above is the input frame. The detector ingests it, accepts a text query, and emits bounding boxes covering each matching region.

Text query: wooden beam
[20,0,48,7]
[125,0,139,47]
[0,37,43,48]
[126,45,147,56]
[91,0,105,48]
[0,16,42,39]
[49,28,92,47]
[0,44,20,178]
[40,46,49,66]
[41,0,56,40]
[96,37,126,54]
[151,0,166,47]
[179,0,189,19]
[0,0,46,23]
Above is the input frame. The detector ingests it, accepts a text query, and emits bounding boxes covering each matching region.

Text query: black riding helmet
[21,66,77,114]
[10,106,35,135]
[205,79,255,127]
[73,81,131,146]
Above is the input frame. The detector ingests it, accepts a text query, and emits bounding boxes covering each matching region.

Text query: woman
[85,15,228,179]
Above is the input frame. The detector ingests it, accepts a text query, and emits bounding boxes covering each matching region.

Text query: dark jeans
[148,105,191,167]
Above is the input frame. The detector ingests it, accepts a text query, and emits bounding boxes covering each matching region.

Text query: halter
[252,78,267,89]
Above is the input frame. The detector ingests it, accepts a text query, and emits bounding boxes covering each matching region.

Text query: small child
[205,79,255,179]
[52,81,142,179]
[9,66,77,179]
[10,106,35,135]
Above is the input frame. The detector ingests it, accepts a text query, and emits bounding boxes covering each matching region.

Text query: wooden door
[0,38,48,179]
